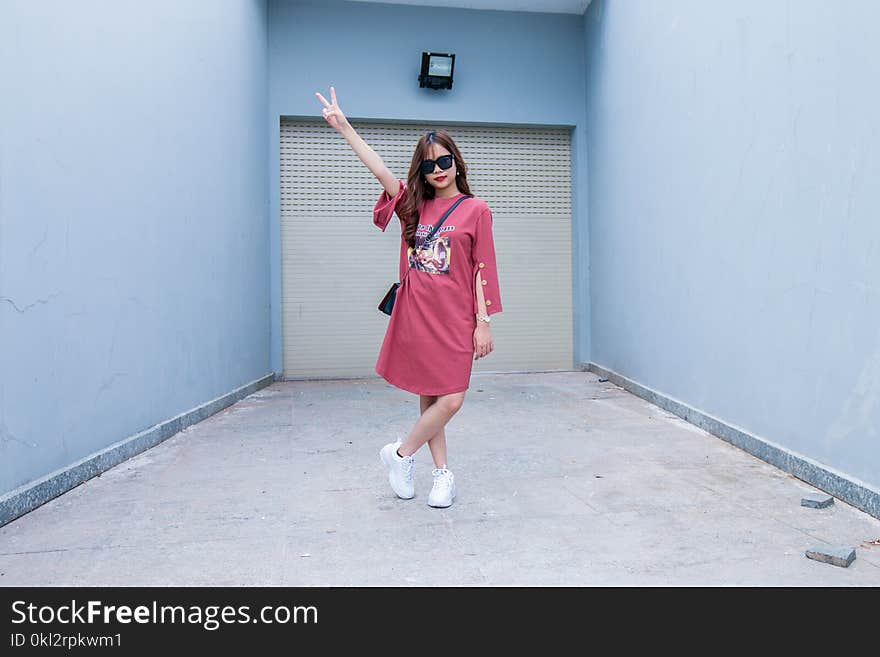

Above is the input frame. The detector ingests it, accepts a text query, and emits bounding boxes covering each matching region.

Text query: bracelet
[476,314,491,323]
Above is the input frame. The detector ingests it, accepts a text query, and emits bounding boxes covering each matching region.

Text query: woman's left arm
[472,207,502,361]
[474,271,493,360]
[471,208,503,315]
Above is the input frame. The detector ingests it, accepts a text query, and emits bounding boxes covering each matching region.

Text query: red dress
[373,179,503,395]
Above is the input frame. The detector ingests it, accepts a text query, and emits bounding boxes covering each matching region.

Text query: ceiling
[343,0,592,15]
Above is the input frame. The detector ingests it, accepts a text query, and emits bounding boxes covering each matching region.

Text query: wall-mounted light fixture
[419,52,455,90]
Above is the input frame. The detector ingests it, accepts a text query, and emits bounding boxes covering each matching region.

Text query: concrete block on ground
[805,546,856,568]
[801,492,834,508]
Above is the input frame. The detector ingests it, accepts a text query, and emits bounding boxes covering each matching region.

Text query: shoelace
[431,468,453,491]
[401,455,414,482]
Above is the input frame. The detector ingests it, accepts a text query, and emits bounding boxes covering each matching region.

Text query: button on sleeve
[372,179,406,232]
[471,208,503,315]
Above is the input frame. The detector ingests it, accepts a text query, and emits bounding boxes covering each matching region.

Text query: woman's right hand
[315,86,349,132]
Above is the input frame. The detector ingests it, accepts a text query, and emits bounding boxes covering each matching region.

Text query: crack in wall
[0,419,37,449]
[96,372,129,397]
[1,292,61,313]
[29,226,48,257]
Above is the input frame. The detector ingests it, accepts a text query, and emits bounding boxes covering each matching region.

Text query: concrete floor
[1,371,879,586]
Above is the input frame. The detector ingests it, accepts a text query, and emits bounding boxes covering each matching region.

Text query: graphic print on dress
[408,222,454,275]
[408,236,451,275]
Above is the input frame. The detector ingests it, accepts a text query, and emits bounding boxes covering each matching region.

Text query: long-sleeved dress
[372,179,503,395]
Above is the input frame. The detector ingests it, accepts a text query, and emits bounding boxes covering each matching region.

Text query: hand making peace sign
[315,86,350,132]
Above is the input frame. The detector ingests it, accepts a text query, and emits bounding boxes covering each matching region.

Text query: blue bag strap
[424,194,470,242]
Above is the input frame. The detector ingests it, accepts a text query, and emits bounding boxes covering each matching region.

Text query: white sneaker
[427,468,456,508]
[379,441,415,499]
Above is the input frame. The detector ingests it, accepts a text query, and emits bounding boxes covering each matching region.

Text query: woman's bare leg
[420,395,448,468]
[398,391,465,459]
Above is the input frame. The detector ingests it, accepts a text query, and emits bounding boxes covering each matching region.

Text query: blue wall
[268,0,589,374]
[585,0,880,489]
[0,0,270,495]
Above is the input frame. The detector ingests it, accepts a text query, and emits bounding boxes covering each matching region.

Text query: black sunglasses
[419,154,454,175]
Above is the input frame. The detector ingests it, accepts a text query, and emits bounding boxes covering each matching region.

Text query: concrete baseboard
[0,373,275,528]
[583,362,880,520]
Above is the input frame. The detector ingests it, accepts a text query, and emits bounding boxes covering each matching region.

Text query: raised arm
[315,86,399,197]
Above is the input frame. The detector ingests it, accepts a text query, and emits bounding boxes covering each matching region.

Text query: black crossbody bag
[378,194,471,316]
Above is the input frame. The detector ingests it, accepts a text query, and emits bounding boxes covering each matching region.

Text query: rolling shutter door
[280,120,573,379]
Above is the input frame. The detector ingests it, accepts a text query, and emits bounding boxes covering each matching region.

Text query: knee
[438,392,465,415]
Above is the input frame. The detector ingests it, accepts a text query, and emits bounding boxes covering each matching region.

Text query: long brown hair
[399,130,472,249]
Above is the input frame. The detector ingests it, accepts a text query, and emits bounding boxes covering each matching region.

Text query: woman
[315,86,503,508]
